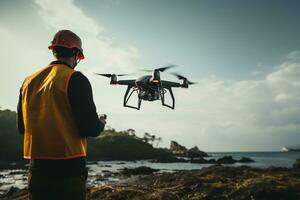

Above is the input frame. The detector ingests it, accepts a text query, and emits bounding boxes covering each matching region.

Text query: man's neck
[56,58,74,69]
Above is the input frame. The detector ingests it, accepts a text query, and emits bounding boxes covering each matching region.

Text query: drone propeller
[172,73,197,85]
[157,64,177,72]
[94,73,132,78]
[140,69,153,72]
[141,64,177,73]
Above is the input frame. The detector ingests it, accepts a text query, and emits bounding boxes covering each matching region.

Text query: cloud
[251,70,263,75]
[34,0,141,74]
[0,0,141,109]
[286,50,300,60]
[153,59,300,151]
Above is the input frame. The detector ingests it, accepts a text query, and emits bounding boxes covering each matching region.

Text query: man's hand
[99,114,107,125]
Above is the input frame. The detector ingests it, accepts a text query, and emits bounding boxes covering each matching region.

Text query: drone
[95,65,196,110]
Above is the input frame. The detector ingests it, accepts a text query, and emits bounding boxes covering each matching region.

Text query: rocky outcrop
[170,141,208,157]
[170,141,188,156]
[188,146,208,157]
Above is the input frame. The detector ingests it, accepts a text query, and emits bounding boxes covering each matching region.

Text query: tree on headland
[142,132,162,147]
[127,128,136,137]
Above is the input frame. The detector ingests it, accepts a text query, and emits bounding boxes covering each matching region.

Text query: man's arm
[68,71,105,137]
[17,92,25,135]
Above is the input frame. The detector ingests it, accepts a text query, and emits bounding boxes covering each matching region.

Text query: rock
[151,156,188,163]
[238,157,255,163]
[188,146,209,157]
[121,166,160,176]
[170,140,188,156]
[191,158,216,164]
[293,158,300,170]
[5,186,19,197]
[170,141,208,158]
[217,156,237,164]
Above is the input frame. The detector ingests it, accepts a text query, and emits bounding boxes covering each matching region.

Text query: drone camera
[110,75,118,84]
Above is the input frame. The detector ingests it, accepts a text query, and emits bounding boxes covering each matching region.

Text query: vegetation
[0,109,23,161]
[0,108,169,161]
[88,130,169,160]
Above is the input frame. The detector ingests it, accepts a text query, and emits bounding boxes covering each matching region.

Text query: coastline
[1,152,300,199]
[1,164,300,200]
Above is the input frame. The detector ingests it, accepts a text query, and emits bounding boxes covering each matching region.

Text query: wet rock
[238,157,255,163]
[217,156,237,164]
[293,158,300,170]
[191,158,216,164]
[151,156,187,163]
[4,187,17,197]
[121,166,159,176]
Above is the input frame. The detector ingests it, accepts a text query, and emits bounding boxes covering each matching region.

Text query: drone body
[95,66,195,110]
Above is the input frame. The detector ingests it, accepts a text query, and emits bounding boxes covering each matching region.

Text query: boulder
[217,156,237,164]
[151,156,187,163]
[239,157,255,163]
[293,158,300,170]
[188,146,209,157]
[121,166,160,176]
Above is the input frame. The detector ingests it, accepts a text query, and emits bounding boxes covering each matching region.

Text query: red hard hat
[48,30,85,60]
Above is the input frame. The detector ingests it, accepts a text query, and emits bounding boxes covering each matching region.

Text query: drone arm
[161,80,181,88]
[117,80,136,86]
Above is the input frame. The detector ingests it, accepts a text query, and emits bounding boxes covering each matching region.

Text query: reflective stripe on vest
[21,64,87,159]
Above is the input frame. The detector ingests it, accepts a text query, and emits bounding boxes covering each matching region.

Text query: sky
[0,0,300,151]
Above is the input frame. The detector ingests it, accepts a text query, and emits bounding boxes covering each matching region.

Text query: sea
[1,151,300,195]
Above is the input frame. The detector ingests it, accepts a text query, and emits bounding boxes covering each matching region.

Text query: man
[17,30,106,200]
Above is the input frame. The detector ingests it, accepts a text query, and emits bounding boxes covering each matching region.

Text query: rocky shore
[2,159,300,200]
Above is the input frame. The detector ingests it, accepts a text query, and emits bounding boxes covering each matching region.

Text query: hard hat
[48,30,85,60]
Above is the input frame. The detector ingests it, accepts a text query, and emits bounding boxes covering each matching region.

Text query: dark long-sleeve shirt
[17,61,104,176]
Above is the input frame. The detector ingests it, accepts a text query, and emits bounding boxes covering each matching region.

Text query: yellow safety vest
[21,64,87,160]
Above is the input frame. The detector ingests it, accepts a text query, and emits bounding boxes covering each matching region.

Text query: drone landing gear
[161,87,175,109]
[124,86,142,110]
